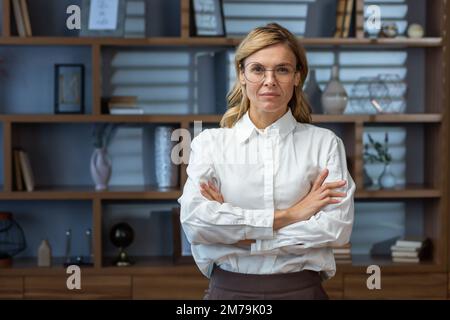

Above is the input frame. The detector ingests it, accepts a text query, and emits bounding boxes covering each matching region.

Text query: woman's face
[239,43,301,116]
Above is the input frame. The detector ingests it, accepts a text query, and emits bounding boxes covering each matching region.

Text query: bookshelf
[0,0,449,299]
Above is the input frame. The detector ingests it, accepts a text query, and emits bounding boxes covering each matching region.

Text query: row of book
[334,0,355,38]
[107,96,143,114]
[391,237,432,263]
[13,149,35,192]
[12,0,32,37]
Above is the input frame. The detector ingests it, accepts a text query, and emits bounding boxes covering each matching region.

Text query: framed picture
[80,0,126,37]
[192,0,226,37]
[54,64,85,114]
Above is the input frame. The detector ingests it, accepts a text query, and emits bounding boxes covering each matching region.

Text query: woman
[178,23,355,300]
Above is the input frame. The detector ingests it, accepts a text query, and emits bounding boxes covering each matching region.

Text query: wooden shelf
[0,185,440,200]
[0,114,443,124]
[336,255,442,273]
[355,185,441,199]
[0,36,443,47]
[0,186,182,200]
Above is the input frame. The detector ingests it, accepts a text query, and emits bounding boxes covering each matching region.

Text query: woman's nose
[263,70,277,86]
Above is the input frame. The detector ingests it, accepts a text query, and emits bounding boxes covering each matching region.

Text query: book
[342,0,354,38]
[12,0,26,37]
[334,0,346,38]
[20,0,32,36]
[13,149,24,191]
[18,150,35,192]
[392,257,420,263]
[109,108,144,115]
[395,237,430,249]
[390,245,420,252]
[391,251,419,258]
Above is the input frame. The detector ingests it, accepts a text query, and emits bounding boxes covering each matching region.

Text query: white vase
[364,163,384,190]
[380,163,397,189]
[321,65,348,114]
[155,126,179,188]
[90,147,112,190]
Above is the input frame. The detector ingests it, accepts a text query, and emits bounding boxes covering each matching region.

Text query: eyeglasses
[243,62,297,83]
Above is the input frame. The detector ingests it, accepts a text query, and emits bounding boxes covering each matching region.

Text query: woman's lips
[260,93,280,97]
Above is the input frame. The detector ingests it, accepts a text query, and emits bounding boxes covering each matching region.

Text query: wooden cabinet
[343,273,447,300]
[24,276,132,300]
[0,276,23,299]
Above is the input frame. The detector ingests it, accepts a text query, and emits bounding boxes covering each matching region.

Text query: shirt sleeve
[178,130,274,246]
[251,136,355,254]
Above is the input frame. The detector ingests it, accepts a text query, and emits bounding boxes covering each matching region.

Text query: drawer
[133,274,208,299]
[24,276,131,299]
[344,273,447,299]
[0,276,23,299]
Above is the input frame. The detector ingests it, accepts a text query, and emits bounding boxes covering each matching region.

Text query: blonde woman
[178,23,355,300]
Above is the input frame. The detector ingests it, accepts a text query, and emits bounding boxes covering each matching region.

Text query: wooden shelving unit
[0,0,449,300]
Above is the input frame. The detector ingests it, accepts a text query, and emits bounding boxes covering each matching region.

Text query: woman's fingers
[200,181,224,203]
[200,183,215,200]
[208,181,224,203]
[312,169,329,191]
[321,180,347,191]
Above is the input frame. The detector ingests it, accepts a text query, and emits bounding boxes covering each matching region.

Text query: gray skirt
[204,266,329,300]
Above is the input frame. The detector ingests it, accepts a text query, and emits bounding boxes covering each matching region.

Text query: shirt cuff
[244,208,274,240]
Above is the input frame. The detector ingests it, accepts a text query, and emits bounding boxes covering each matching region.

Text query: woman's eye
[250,65,264,73]
[276,67,290,74]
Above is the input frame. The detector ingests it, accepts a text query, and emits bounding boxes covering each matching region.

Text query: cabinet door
[0,277,24,299]
[344,273,447,299]
[24,276,131,299]
[322,273,343,300]
[133,274,209,299]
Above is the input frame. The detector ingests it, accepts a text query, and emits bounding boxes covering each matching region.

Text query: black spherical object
[109,222,134,249]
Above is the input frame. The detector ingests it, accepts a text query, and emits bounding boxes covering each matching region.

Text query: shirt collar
[235,108,298,143]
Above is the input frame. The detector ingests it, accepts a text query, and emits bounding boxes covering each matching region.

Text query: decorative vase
[304,69,323,114]
[380,163,397,189]
[90,147,112,190]
[321,65,348,114]
[364,164,384,190]
[155,126,179,189]
[37,239,52,267]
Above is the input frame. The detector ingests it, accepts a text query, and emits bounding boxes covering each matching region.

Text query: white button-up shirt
[178,108,355,280]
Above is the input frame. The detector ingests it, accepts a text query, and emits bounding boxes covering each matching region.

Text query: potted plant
[363,132,396,189]
[90,123,119,190]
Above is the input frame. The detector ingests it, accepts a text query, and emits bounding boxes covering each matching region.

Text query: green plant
[364,132,392,164]
[92,123,119,149]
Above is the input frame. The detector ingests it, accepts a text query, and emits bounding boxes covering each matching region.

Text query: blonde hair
[220,23,312,128]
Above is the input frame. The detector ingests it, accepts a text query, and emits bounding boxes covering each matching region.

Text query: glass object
[380,163,397,189]
[243,62,296,83]
[321,65,348,114]
[0,212,26,268]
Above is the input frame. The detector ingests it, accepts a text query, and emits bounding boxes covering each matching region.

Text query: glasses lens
[244,63,295,83]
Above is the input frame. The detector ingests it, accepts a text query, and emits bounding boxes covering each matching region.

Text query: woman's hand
[200,180,224,203]
[275,168,347,230]
[200,181,254,246]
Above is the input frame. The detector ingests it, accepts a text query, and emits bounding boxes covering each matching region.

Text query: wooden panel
[0,276,23,299]
[92,199,102,268]
[344,273,447,299]
[133,274,208,299]
[181,0,190,37]
[2,0,11,36]
[322,273,343,300]
[92,44,101,115]
[355,0,364,38]
[24,276,131,299]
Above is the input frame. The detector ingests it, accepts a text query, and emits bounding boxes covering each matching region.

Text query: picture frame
[192,0,226,37]
[80,0,126,37]
[54,64,85,114]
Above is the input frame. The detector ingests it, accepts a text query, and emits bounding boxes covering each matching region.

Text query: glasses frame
[242,62,299,84]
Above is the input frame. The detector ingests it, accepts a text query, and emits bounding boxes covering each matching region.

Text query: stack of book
[332,243,352,264]
[391,237,432,263]
[334,0,354,38]
[12,0,32,37]
[13,148,35,192]
[108,96,143,114]
[124,1,146,38]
